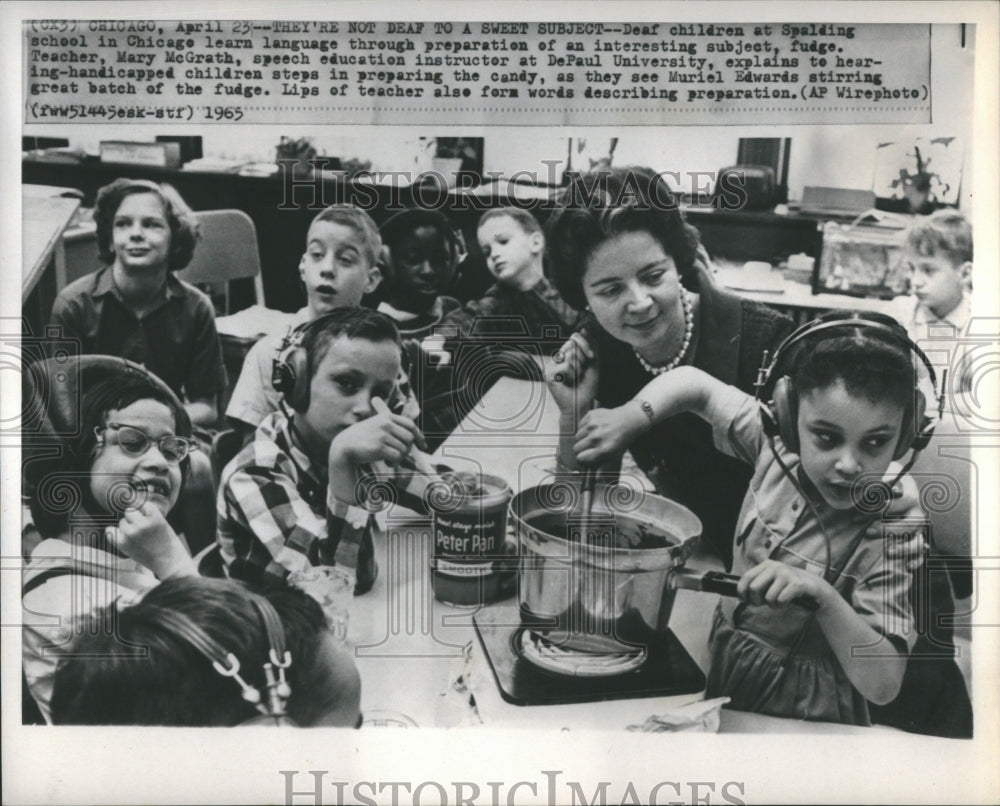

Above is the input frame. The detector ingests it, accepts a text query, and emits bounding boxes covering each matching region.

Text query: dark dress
[592,268,794,569]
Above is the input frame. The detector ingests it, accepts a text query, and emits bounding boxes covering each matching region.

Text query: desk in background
[714,262,900,326]
[22,188,80,336]
[24,158,875,318]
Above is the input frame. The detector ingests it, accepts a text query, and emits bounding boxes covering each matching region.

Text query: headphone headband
[755,311,939,402]
[143,595,296,726]
[755,311,945,460]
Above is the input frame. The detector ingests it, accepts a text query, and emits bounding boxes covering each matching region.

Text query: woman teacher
[544,166,794,568]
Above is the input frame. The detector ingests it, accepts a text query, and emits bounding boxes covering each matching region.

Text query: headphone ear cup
[895,388,928,459]
[772,376,799,454]
[272,346,309,413]
[287,348,309,412]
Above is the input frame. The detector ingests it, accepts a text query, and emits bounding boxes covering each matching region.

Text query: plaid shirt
[217,411,430,593]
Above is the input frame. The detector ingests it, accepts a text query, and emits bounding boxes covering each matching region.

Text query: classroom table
[713,263,899,326]
[347,376,898,734]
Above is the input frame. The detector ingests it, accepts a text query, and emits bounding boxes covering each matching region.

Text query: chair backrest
[193,543,227,578]
[210,427,247,482]
[176,210,264,313]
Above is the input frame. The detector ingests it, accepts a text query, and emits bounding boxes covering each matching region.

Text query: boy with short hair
[226,205,418,433]
[218,307,433,593]
[436,207,580,340]
[375,208,462,339]
[573,319,929,724]
[891,210,973,391]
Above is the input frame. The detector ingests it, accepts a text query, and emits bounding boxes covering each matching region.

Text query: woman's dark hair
[94,179,200,271]
[28,373,192,538]
[789,330,916,412]
[545,166,704,309]
[50,576,350,727]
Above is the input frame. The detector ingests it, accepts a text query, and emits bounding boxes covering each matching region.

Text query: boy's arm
[225,336,276,430]
[573,366,753,467]
[184,397,218,428]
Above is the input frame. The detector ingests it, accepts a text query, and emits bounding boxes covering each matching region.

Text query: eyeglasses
[95,423,199,464]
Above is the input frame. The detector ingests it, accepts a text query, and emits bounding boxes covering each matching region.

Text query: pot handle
[700,571,819,611]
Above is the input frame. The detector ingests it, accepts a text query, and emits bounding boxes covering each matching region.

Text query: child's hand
[419,333,452,367]
[739,560,831,610]
[106,502,196,580]
[546,333,599,416]
[329,398,425,468]
[573,404,649,466]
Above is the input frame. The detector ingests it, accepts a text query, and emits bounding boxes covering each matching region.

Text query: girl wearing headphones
[23,370,199,722]
[571,318,933,726]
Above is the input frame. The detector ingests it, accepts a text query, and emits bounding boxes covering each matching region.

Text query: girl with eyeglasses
[23,372,200,722]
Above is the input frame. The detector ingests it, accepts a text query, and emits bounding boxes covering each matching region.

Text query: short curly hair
[94,179,200,271]
[545,166,703,309]
[902,209,973,267]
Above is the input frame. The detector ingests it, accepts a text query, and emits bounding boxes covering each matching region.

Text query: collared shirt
[438,275,581,340]
[48,266,226,401]
[225,307,420,428]
[708,384,916,654]
[887,291,972,395]
[23,536,158,723]
[217,410,432,592]
[377,297,463,339]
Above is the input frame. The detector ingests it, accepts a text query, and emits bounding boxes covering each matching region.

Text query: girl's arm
[740,560,907,704]
[573,366,734,466]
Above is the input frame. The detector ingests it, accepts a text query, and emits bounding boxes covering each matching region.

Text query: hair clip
[212,653,263,706]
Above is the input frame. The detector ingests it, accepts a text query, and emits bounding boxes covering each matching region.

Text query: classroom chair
[177,209,267,417]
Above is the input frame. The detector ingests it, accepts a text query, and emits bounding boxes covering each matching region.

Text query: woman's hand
[573,403,649,466]
[738,559,833,610]
[865,474,928,572]
[546,332,599,416]
[106,502,196,580]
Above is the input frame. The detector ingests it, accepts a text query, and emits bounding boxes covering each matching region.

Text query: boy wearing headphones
[218,307,433,594]
[572,315,937,725]
[226,205,419,434]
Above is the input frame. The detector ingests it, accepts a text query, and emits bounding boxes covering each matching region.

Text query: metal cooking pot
[511,482,711,648]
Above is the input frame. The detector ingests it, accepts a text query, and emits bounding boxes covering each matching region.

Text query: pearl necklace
[633,287,694,375]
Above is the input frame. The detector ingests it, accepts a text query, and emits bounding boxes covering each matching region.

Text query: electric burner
[472,600,705,706]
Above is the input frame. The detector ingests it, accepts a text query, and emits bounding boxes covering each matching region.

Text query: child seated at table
[50,576,362,727]
[49,178,226,429]
[889,209,973,392]
[23,370,200,721]
[436,207,581,341]
[570,313,930,726]
[218,307,436,594]
[226,204,419,435]
[375,208,463,339]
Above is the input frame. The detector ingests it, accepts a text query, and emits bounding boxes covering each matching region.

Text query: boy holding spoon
[218,307,438,594]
